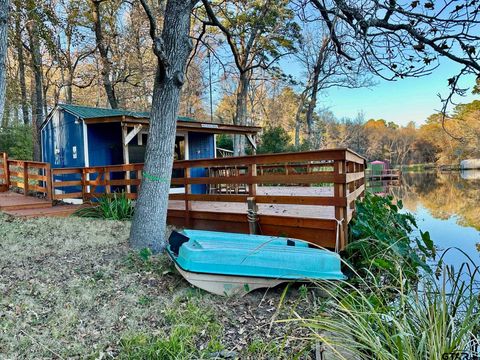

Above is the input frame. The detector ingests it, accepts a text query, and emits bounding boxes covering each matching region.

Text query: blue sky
[290,60,478,127]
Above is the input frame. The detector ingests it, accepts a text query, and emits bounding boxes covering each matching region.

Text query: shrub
[73,192,134,220]
[289,263,480,360]
[346,192,435,283]
[0,125,33,159]
[257,126,293,154]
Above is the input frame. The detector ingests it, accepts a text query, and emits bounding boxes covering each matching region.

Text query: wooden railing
[2,149,366,249]
[51,163,143,200]
[215,147,234,157]
[0,152,52,199]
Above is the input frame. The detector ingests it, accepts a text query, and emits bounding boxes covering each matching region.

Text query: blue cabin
[40,104,261,194]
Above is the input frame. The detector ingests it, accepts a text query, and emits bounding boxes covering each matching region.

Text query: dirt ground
[0,213,320,359]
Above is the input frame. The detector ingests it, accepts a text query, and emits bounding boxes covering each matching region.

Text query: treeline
[225,93,479,166]
[1,0,479,165]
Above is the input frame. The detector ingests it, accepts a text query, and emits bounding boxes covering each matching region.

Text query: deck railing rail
[0,152,52,199]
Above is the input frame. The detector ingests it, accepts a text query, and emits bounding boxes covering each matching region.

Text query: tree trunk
[26,16,44,161]
[233,70,250,155]
[305,37,330,145]
[294,90,309,148]
[0,0,9,126]
[129,0,195,253]
[13,1,29,125]
[91,0,118,109]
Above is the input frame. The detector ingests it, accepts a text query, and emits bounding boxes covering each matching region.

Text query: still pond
[368,170,480,272]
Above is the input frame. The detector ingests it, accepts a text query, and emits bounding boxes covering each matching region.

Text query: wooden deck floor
[169,186,335,219]
[1,187,335,220]
[0,192,80,218]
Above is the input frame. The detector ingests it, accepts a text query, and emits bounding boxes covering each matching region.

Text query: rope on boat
[335,218,344,253]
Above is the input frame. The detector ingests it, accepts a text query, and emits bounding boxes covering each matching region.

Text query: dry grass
[0,213,314,359]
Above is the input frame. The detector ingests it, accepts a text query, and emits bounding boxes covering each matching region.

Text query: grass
[0,213,311,359]
[284,261,480,360]
[118,297,224,359]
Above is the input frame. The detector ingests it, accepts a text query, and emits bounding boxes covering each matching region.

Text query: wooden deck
[0,149,366,249]
[0,192,80,218]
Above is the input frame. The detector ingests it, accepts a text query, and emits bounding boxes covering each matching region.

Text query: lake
[368,171,480,272]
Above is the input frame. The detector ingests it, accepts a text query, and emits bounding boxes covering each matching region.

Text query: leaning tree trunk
[305,37,330,146]
[26,17,44,161]
[233,70,251,156]
[0,0,9,126]
[129,0,195,253]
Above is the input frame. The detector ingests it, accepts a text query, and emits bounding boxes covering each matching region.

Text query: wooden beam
[124,124,143,145]
[246,134,257,150]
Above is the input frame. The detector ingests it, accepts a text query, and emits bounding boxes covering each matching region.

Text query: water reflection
[368,171,480,268]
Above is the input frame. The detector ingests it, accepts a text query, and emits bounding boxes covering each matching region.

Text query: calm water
[368,171,480,271]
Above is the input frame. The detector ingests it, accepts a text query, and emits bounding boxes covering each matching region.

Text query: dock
[0,149,366,250]
[366,168,401,180]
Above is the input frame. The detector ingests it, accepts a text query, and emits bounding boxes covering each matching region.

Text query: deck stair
[0,192,79,218]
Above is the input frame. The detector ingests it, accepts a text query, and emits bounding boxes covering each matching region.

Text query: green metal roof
[58,103,196,122]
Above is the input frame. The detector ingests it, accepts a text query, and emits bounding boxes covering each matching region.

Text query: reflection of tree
[390,173,480,230]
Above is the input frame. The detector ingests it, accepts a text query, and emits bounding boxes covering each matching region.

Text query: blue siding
[87,123,124,194]
[87,123,123,166]
[41,109,86,193]
[41,110,85,168]
[188,132,215,194]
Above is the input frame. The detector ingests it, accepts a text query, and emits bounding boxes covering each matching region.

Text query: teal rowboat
[166,229,345,296]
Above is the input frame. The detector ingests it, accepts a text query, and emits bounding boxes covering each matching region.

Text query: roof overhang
[83,116,261,135]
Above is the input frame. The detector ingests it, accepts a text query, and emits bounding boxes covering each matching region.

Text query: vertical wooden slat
[184,167,191,227]
[334,159,348,251]
[45,162,52,202]
[105,168,111,194]
[81,168,87,201]
[248,163,257,197]
[2,152,9,189]
[23,161,29,196]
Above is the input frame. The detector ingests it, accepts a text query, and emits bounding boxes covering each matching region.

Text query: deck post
[248,163,257,196]
[81,168,87,201]
[184,167,192,227]
[334,159,348,250]
[247,197,259,235]
[23,161,29,196]
[2,152,9,190]
[45,162,52,202]
[105,167,111,194]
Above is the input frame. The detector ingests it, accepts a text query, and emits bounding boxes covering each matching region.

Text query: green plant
[257,126,293,154]
[118,298,224,359]
[0,125,33,160]
[287,262,480,360]
[346,192,435,282]
[73,191,134,220]
[123,250,172,275]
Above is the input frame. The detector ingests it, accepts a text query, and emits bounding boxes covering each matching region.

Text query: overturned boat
[166,229,345,296]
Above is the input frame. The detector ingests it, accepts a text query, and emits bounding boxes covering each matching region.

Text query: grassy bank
[0,214,314,359]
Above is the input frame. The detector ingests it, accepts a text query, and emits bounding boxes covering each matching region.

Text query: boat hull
[174,264,287,296]
[167,229,345,296]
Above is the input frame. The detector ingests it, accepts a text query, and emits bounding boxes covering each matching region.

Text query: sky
[285,59,478,127]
